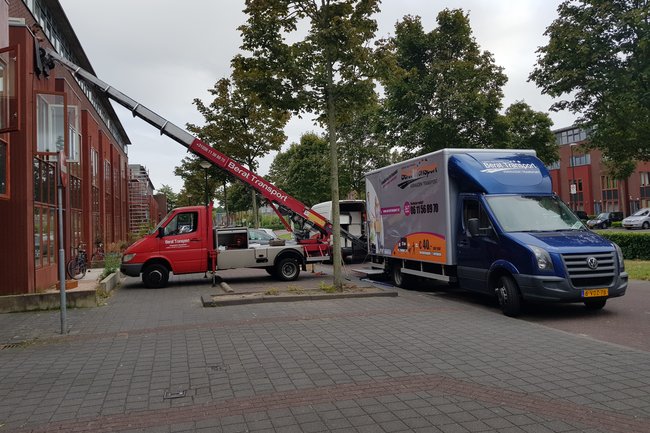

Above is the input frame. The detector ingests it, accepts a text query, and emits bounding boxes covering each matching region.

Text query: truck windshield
[485,195,585,232]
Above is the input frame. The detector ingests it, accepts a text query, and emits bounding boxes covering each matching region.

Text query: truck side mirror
[467,218,480,237]
[157,227,164,238]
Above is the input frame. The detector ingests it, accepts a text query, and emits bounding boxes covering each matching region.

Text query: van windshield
[485,195,585,232]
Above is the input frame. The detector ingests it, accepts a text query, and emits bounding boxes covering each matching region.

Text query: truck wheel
[494,275,522,317]
[584,299,607,310]
[276,257,300,281]
[142,263,169,288]
[392,266,411,288]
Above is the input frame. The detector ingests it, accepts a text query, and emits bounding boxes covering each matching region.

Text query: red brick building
[551,125,650,217]
[0,0,130,295]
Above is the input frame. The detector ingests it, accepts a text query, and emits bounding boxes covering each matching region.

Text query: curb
[201,290,398,307]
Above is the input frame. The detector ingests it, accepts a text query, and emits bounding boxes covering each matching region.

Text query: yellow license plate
[583,289,608,298]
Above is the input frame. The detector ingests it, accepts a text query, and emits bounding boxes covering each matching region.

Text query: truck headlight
[122,253,136,263]
[614,243,625,271]
[529,245,554,272]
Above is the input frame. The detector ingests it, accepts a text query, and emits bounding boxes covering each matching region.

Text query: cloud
[59,0,572,193]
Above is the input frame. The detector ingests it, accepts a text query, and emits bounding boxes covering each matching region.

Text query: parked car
[586,211,624,229]
[622,208,650,230]
[248,228,278,245]
[257,228,276,237]
[574,210,588,221]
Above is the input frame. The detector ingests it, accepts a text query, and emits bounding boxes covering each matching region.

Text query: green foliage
[530,0,650,173]
[598,232,650,260]
[100,253,121,280]
[378,10,507,157]
[260,214,284,230]
[502,101,558,164]
[267,133,331,206]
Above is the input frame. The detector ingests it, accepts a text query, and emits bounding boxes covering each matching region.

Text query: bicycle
[90,242,105,267]
[66,243,88,280]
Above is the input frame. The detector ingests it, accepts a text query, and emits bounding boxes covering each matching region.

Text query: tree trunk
[326,56,343,289]
[251,189,259,228]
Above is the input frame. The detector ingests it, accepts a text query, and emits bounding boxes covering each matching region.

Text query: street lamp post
[199,160,211,206]
[570,143,577,211]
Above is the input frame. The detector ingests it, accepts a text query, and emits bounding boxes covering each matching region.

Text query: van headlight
[614,243,625,271]
[122,253,136,263]
[529,245,554,272]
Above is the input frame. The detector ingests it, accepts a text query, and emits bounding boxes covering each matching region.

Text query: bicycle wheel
[91,253,104,267]
[66,258,87,280]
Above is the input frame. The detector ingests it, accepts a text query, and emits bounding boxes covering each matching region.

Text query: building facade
[0,0,130,295]
[128,164,159,237]
[550,125,650,216]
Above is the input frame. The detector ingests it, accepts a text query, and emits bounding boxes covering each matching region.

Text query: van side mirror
[157,227,164,238]
[467,218,480,237]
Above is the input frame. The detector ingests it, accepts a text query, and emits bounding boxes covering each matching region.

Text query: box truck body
[365,148,628,316]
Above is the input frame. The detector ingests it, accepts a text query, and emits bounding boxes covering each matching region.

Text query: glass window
[164,212,198,236]
[91,148,98,186]
[68,106,80,162]
[0,47,18,133]
[0,140,6,198]
[36,93,65,153]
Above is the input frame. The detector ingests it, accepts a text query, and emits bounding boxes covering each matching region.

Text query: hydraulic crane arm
[44,48,332,238]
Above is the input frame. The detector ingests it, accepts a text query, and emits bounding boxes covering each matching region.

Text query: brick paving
[0,267,649,432]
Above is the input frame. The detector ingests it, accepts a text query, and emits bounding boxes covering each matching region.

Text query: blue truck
[365,148,628,316]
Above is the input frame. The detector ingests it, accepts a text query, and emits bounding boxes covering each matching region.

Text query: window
[36,93,65,153]
[163,212,198,236]
[0,140,7,198]
[67,106,80,162]
[91,148,98,186]
[0,47,19,133]
[462,199,492,235]
[33,158,56,268]
[641,172,649,186]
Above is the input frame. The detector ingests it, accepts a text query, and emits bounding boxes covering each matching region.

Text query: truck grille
[561,252,616,288]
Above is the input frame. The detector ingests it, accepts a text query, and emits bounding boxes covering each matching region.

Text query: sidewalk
[0,268,648,432]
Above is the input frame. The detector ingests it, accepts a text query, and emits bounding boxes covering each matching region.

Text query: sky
[58,0,573,193]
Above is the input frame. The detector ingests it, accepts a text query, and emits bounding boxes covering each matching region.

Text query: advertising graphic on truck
[366,148,628,316]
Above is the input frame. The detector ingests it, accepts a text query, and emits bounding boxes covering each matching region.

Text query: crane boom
[44,48,332,239]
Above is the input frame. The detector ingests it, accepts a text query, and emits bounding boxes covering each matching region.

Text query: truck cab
[456,193,627,315]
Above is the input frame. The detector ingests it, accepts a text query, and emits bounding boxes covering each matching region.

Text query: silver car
[622,208,650,230]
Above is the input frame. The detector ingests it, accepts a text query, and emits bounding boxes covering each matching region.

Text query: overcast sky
[58,0,572,193]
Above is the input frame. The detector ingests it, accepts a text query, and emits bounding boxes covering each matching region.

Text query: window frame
[34,91,67,155]
[0,46,20,134]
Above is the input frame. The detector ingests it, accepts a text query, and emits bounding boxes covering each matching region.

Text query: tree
[173,155,220,206]
[235,0,380,288]
[529,0,650,178]
[337,100,396,197]
[502,101,559,164]
[186,77,289,227]
[268,133,331,206]
[378,10,507,157]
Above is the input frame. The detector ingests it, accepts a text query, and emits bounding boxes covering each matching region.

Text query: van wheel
[584,299,607,310]
[495,275,522,317]
[276,257,300,281]
[392,266,411,288]
[142,264,169,288]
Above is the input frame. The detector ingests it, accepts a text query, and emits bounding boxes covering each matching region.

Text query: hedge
[597,231,650,260]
